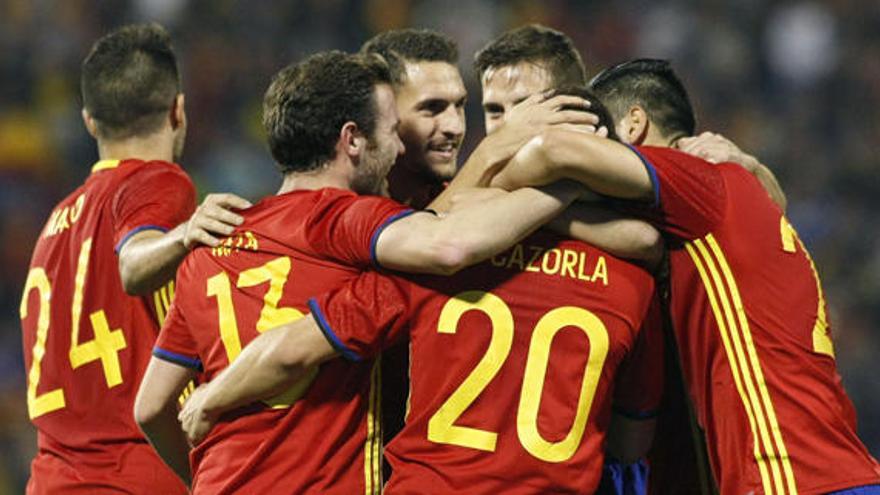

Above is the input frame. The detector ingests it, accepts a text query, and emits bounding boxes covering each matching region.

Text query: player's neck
[96,133,175,164]
[277,164,351,195]
[387,164,441,209]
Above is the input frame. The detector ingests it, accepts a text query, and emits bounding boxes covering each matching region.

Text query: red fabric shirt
[633,145,880,495]
[20,159,195,495]
[154,188,411,495]
[311,230,661,494]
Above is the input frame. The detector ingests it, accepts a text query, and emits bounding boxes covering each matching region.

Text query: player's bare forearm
[551,203,664,267]
[179,315,335,444]
[429,94,599,212]
[134,358,196,486]
[491,130,655,201]
[377,180,582,275]
[118,227,188,295]
[118,193,251,295]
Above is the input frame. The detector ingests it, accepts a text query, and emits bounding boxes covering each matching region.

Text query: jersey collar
[91,159,121,174]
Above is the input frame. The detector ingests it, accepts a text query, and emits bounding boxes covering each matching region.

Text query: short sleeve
[613,297,664,419]
[113,162,197,252]
[153,297,203,372]
[307,271,412,362]
[305,193,414,268]
[631,146,727,240]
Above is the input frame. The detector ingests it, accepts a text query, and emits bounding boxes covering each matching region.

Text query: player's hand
[676,132,759,170]
[178,384,219,446]
[183,193,253,249]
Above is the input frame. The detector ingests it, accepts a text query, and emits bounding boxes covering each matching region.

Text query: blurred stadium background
[1,0,878,492]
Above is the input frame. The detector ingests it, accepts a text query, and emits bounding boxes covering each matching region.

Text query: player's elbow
[423,242,474,275]
[133,390,166,431]
[118,256,150,296]
[629,222,665,265]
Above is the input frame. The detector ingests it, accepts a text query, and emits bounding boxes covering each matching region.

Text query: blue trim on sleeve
[152,347,203,372]
[115,225,169,253]
[625,144,661,208]
[307,298,363,362]
[369,209,417,268]
[612,405,659,420]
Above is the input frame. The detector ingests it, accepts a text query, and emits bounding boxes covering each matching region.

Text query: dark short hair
[474,24,586,88]
[81,23,180,139]
[589,58,696,139]
[550,86,620,142]
[263,51,392,174]
[361,28,458,85]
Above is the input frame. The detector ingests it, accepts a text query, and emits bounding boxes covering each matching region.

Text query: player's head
[589,58,695,146]
[361,29,465,184]
[263,50,404,195]
[81,23,186,160]
[475,24,586,134]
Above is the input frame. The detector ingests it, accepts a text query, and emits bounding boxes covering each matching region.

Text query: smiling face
[481,61,554,135]
[394,60,467,182]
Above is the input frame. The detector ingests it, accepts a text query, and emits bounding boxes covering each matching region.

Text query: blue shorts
[827,485,880,495]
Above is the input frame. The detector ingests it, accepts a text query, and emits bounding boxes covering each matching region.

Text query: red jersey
[310,230,662,494]
[632,146,880,494]
[19,159,195,494]
[154,188,412,495]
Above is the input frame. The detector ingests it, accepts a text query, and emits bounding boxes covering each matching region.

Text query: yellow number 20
[20,238,128,420]
[427,290,609,463]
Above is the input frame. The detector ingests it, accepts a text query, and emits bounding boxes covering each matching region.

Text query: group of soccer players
[19,20,880,495]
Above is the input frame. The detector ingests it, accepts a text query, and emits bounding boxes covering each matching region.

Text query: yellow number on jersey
[428,291,514,452]
[20,238,129,420]
[206,256,316,408]
[427,290,610,463]
[780,216,834,358]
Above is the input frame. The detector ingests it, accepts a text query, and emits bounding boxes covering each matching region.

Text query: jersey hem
[626,144,661,207]
[369,209,417,269]
[115,225,170,253]
[152,347,203,371]
[307,298,363,362]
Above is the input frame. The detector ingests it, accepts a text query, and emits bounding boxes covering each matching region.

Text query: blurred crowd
[1,0,878,492]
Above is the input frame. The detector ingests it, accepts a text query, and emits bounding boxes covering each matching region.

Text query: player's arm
[178,315,336,445]
[550,203,664,267]
[677,131,787,210]
[134,358,197,487]
[491,129,655,201]
[376,179,583,275]
[430,93,599,212]
[118,193,252,295]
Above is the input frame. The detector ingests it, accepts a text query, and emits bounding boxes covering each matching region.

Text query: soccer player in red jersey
[134,50,587,494]
[18,24,249,494]
[174,88,664,495]
[488,58,880,495]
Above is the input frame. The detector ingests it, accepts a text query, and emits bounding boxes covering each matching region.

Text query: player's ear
[340,121,366,161]
[82,108,99,139]
[620,105,649,146]
[170,93,186,130]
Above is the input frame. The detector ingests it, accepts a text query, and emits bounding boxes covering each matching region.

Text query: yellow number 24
[20,238,128,420]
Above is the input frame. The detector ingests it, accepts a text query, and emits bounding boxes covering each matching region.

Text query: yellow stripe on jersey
[687,234,798,494]
[152,281,175,325]
[685,241,774,494]
[704,235,798,494]
[364,360,383,494]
